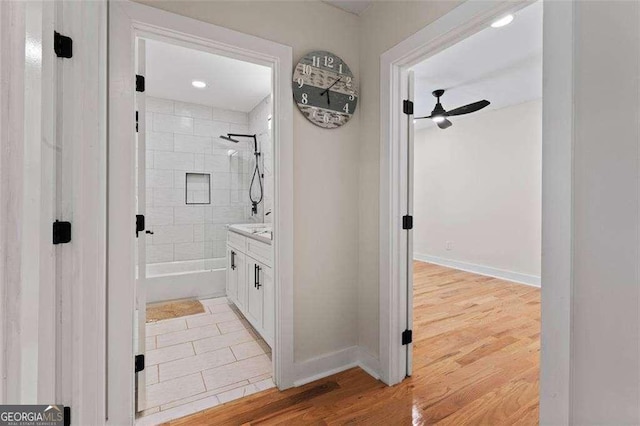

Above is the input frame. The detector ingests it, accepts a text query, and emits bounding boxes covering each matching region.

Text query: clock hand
[319,77,342,96]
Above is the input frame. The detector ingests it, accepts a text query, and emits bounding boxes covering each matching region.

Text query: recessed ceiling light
[490,14,514,28]
[192,80,207,89]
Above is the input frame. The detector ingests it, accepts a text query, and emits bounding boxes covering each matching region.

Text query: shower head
[220,133,259,154]
[219,135,240,143]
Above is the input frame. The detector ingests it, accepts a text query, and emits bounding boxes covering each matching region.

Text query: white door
[246,258,264,328]
[134,38,148,412]
[404,71,415,377]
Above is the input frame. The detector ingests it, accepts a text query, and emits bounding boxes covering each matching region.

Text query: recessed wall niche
[185,173,211,205]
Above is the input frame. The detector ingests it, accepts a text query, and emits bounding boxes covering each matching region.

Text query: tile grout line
[142,297,271,420]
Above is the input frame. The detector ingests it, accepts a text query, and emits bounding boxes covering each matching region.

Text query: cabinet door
[261,265,274,347]
[226,246,238,303]
[246,258,264,328]
[234,251,246,311]
[227,246,246,310]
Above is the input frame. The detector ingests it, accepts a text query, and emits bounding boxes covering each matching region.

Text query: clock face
[292,50,358,129]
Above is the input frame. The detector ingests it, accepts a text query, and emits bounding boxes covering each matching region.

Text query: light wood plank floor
[166,261,540,425]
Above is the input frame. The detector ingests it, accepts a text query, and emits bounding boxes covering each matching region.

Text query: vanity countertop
[227,223,273,245]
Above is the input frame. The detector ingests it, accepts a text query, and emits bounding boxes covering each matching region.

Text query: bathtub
[145,258,227,303]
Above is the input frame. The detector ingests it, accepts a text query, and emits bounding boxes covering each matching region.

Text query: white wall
[568,0,639,422]
[145,96,256,265]
[135,0,360,364]
[413,100,541,282]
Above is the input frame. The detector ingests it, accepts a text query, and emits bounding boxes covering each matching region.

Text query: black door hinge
[402,329,413,345]
[53,220,71,244]
[63,406,70,426]
[136,214,145,237]
[135,354,145,373]
[54,31,73,58]
[403,99,414,115]
[136,111,139,133]
[402,215,413,230]
[136,75,145,92]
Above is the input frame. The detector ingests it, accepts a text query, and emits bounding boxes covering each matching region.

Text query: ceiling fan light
[432,116,446,123]
[192,80,207,89]
[490,14,514,28]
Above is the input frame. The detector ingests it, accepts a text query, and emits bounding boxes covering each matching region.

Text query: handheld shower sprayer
[218,133,263,216]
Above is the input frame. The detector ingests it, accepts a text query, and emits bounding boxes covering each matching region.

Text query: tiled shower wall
[145,96,258,264]
[248,95,273,223]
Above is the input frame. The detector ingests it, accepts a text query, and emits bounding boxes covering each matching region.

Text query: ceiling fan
[415,89,490,129]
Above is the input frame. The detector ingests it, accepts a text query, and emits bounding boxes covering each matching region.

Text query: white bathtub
[145,258,226,303]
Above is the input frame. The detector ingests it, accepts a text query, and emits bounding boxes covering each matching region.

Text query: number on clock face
[292,50,358,129]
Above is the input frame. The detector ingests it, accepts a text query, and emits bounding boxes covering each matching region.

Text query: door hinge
[136,75,145,92]
[136,214,145,238]
[54,31,73,58]
[63,406,70,426]
[135,354,145,373]
[53,220,71,244]
[402,329,413,345]
[402,215,413,230]
[136,111,139,133]
[403,99,414,115]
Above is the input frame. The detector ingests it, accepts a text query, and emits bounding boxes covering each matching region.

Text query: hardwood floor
[166,262,540,425]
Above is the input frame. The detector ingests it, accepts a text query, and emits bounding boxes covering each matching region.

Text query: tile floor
[136,296,274,425]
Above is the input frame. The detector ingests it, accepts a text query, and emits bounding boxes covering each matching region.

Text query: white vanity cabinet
[226,227,273,348]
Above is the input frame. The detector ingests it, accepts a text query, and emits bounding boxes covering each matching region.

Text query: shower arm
[226,133,259,154]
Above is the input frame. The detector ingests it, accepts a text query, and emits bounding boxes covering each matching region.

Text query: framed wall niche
[185,172,211,205]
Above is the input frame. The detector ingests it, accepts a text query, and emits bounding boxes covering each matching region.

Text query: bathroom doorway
[133,36,277,424]
[107,3,295,424]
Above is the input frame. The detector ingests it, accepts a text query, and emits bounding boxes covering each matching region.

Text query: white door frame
[0,0,58,403]
[379,0,573,423]
[108,2,294,424]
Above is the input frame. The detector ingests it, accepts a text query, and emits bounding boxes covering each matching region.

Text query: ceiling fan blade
[414,115,433,120]
[446,100,490,117]
[437,118,452,129]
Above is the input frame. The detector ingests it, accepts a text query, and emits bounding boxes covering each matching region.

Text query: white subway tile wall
[248,95,273,223]
[145,97,258,264]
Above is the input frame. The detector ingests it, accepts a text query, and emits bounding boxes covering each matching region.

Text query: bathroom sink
[228,223,273,244]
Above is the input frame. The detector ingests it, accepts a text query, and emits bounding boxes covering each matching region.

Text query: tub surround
[248,95,273,223]
[145,96,259,266]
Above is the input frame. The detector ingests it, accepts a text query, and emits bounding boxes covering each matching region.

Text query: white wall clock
[292,50,358,129]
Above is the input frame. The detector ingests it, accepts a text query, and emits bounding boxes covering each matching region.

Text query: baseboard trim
[294,346,358,387]
[293,345,382,387]
[357,348,381,380]
[414,252,541,287]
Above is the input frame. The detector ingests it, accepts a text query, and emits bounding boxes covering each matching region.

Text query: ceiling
[322,0,372,16]
[145,39,272,113]
[412,1,542,130]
